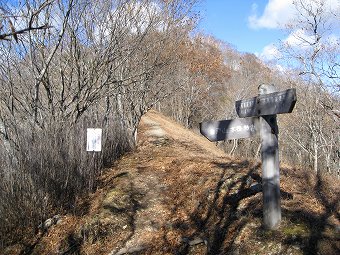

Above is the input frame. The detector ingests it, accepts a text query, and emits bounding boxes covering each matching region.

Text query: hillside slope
[4,110,339,255]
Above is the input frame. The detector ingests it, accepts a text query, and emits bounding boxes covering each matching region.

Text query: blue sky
[196,0,340,62]
[196,0,287,56]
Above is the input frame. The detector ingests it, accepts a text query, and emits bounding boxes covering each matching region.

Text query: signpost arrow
[200,117,259,142]
[235,88,297,118]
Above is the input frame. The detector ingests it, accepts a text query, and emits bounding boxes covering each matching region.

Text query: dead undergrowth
[3,110,339,255]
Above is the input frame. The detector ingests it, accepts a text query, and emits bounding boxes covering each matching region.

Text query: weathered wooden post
[200,85,297,230]
[258,84,281,229]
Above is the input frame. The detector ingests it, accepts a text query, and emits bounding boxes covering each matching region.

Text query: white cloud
[273,63,286,73]
[284,29,340,50]
[248,0,294,29]
[248,0,340,29]
[284,29,315,48]
[256,43,282,61]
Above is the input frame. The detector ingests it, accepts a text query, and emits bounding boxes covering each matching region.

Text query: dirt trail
[110,111,227,254]
[141,111,225,158]
[99,111,249,255]
[103,111,260,254]
[109,116,170,254]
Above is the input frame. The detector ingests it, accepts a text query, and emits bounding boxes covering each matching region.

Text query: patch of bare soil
[4,110,339,255]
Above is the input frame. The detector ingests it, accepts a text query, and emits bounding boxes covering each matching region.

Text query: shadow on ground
[171,162,339,255]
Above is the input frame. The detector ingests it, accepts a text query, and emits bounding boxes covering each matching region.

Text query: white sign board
[200,117,259,142]
[86,128,102,152]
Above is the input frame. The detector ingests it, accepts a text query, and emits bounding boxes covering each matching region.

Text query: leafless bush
[0,103,133,246]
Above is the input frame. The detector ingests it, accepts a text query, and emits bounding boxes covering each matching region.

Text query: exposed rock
[38,215,62,232]
[182,236,208,246]
[111,245,147,255]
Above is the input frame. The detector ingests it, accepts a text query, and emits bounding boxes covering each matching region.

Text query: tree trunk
[0,118,18,175]
[229,139,238,156]
[314,143,318,174]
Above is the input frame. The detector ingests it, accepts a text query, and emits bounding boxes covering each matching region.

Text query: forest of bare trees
[0,0,198,247]
[160,0,339,176]
[0,0,338,250]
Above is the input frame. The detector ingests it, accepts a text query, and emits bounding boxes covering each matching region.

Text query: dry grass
[3,110,339,255]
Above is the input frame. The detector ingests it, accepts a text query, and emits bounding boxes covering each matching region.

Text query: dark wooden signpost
[200,84,297,229]
[235,88,296,118]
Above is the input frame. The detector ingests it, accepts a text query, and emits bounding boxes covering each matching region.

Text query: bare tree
[279,0,340,174]
[0,0,199,248]
[0,1,51,42]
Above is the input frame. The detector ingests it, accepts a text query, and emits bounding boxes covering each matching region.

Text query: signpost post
[257,84,281,229]
[199,84,297,229]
